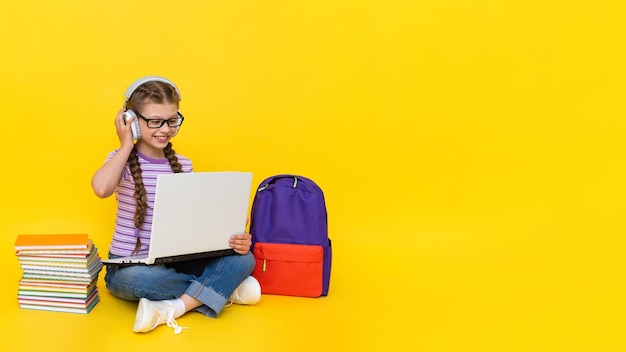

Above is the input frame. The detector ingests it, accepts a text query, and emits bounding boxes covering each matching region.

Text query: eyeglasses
[136,111,185,128]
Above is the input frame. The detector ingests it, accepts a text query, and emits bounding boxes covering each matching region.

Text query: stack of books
[14,234,103,314]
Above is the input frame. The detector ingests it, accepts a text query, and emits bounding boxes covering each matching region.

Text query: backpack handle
[258,175,299,191]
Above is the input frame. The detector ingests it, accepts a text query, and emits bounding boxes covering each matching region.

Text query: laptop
[102,171,253,266]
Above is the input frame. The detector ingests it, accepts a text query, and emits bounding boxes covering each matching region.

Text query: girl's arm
[91,109,136,198]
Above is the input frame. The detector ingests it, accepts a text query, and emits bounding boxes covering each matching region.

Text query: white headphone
[123,76,182,140]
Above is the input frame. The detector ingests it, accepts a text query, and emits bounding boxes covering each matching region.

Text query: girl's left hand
[229,233,252,255]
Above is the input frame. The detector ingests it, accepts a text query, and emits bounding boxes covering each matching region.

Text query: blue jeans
[104,252,255,317]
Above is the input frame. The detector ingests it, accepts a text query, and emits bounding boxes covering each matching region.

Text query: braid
[164,142,183,173]
[128,146,148,228]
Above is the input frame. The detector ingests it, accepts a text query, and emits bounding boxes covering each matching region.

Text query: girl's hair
[126,81,183,253]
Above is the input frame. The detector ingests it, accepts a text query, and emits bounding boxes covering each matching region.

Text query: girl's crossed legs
[104,252,257,332]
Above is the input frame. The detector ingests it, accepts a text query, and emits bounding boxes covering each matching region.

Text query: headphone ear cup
[123,110,141,140]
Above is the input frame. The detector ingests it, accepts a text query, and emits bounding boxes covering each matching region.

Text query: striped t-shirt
[106,149,193,257]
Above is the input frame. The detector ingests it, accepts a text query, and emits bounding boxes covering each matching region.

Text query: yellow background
[1,0,625,351]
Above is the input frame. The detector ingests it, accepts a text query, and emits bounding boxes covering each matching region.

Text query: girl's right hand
[115,108,135,148]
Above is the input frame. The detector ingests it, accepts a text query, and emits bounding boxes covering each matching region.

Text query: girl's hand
[229,233,252,255]
[115,108,135,148]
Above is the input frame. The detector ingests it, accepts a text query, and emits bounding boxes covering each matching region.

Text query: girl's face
[135,102,181,158]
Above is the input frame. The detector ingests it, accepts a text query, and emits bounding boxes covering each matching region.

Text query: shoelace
[165,316,188,335]
[156,305,189,334]
[224,296,234,308]
[224,288,241,308]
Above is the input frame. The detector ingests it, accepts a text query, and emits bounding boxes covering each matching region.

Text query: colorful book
[19,285,98,304]
[18,288,97,300]
[22,272,99,283]
[15,234,102,314]
[22,269,101,279]
[19,296,100,314]
[20,260,103,274]
[18,249,101,267]
[14,234,90,251]
[19,277,96,286]
[16,246,93,256]
[19,285,98,300]
[17,244,98,261]
[18,281,95,293]
[18,259,98,268]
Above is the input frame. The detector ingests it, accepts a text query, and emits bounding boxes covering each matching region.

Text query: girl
[91,76,260,334]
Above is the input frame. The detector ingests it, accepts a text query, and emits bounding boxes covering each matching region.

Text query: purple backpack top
[250,175,332,297]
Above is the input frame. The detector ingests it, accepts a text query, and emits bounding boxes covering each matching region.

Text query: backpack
[250,175,331,297]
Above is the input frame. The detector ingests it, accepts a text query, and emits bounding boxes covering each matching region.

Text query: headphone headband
[124,76,182,101]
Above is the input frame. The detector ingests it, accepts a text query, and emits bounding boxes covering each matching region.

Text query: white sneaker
[133,298,186,334]
[229,276,261,305]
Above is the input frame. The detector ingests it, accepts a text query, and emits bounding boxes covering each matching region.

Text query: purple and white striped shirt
[106,149,193,257]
